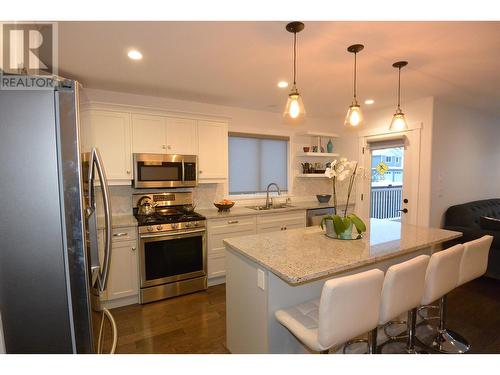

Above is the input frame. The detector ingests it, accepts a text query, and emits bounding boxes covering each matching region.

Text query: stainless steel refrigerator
[0,76,116,353]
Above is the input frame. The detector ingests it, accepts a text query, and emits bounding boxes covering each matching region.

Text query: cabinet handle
[131,246,136,251]
[113,232,128,237]
[162,145,166,149]
[126,170,131,174]
[167,145,172,150]
[199,170,203,174]
[227,220,239,224]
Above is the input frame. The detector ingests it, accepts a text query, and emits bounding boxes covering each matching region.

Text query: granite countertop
[197,201,351,219]
[223,218,462,285]
[97,214,137,230]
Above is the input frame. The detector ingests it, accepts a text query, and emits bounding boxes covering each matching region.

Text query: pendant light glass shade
[283,22,305,124]
[390,61,409,131]
[345,44,364,128]
[283,87,306,123]
[344,102,362,127]
[389,109,408,131]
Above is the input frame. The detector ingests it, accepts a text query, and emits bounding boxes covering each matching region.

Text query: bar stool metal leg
[378,308,427,354]
[343,327,379,354]
[416,296,470,354]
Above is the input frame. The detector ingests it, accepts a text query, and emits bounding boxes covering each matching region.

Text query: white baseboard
[208,275,226,287]
[101,294,139,309]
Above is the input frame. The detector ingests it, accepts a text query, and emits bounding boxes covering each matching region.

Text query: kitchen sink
[245,204,295,211]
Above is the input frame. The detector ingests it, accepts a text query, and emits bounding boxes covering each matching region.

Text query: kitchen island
[223,219,462,353]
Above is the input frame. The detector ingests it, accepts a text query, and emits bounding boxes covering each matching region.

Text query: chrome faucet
[266,183,281,209]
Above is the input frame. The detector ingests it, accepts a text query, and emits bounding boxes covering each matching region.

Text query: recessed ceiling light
[277,81,289,88]
[364,99,375,105]
[127,50,143,60]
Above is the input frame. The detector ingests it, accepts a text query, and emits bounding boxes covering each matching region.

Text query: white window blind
[229,133,288,195]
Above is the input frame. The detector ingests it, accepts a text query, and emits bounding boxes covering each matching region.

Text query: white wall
[82,88,352,208]
[430,99,500,226]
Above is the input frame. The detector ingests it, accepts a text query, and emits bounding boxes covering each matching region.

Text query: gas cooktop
[133,209,205,226]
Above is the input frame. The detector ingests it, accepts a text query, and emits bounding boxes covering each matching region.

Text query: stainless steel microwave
[133,153,198,188]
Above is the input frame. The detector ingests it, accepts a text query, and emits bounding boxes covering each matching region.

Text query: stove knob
[147,226,154,232]
[156,225,163,231]
[193,221,199,227]
[171,223,178,229]
[185,222,193,228]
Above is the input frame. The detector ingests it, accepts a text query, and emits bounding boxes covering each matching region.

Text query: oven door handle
[140,228,206,239]
[181,160,185,182]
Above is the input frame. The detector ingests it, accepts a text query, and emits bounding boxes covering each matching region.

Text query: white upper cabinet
[81,104,229,184]
[131,114,166,154]
[197,120,228,181]
[165,117,197,155]
[82,110,132,181]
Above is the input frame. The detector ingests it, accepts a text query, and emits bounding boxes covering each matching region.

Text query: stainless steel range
[133,192,207,304]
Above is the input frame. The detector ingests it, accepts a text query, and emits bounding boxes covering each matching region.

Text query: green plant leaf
[333,215,345,234]
[320,215,335,229]
[342,217,351,229]
[348,213,367,234]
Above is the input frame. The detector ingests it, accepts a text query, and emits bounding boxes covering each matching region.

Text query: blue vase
[327,139,333,153]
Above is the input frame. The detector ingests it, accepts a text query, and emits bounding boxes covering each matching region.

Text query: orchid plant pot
[323,219,353,239]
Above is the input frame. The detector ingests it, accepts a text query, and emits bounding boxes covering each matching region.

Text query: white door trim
[356,126,422,225]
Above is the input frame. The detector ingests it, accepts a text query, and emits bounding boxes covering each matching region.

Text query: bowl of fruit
[214,199,235,212]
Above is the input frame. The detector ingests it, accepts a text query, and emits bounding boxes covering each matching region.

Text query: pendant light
[283,21,306,124]
[344,44,364,128]
[389,61,409,131]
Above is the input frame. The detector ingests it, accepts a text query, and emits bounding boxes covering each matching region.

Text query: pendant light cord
[293,31,297,86]
[353,52,357,100]
[397,66,401,110]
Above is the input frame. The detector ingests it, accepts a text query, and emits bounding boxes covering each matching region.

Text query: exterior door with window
[358,131,420,225]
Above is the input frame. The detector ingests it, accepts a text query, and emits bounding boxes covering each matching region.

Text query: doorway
[370,147,404,221]
[358,131,420,226]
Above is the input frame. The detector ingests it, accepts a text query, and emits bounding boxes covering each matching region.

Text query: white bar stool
[275,269,384,354]
[415,244,465,353]
[417,235,493,353]
[376,255,430,354]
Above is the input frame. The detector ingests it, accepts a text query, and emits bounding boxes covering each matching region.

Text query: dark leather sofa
[443,199,500,279]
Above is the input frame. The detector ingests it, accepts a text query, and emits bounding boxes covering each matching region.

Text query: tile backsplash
[96,177,353,216]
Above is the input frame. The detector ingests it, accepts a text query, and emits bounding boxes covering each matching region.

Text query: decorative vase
[324,219,335,236]
[327,139,333,153]
[338,221,353,240]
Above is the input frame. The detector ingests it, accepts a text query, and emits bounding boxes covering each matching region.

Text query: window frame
[228,132,290,198]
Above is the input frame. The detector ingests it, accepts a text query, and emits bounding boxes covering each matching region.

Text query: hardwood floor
[109,277,500,354]
[111,284,228,354]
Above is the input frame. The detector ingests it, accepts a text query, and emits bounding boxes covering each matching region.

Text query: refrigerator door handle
[88,147,113,292]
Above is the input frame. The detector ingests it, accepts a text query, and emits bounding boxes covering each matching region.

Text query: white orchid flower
[337,169,351,181]
[324,167,336,178]
[330,159,338,168]
[340,157,348,164]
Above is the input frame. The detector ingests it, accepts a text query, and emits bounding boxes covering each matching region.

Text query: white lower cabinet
[107,240,139,300]
[207,211,307,284]
[207,216,257,282]
[98,226,139,305]
[256,211,306,234]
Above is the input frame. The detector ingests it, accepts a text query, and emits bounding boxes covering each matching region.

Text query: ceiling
[58,21,500,118]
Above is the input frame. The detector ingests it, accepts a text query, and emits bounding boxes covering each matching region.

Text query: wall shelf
[296,174,329,178]
[296,131,339,138]
[298,152,339,157]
